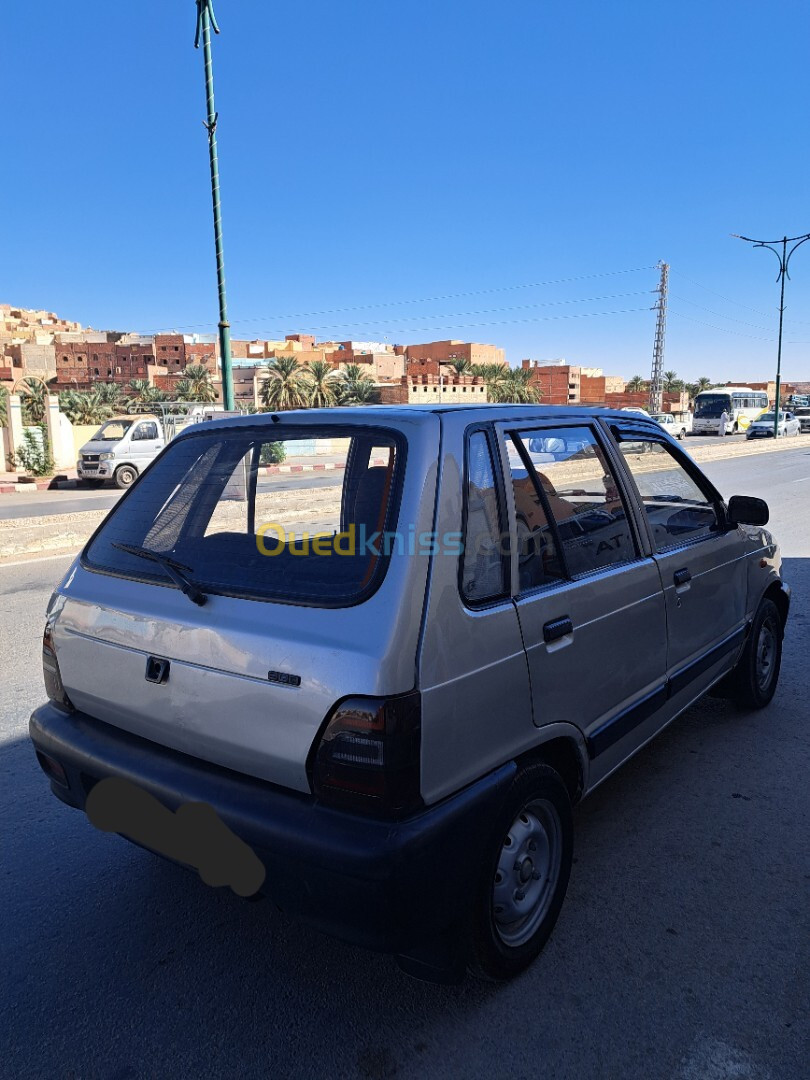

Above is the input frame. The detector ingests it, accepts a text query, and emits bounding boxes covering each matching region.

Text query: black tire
[727,597,783,709]
[468,763,573,981]
[114,465,138,489]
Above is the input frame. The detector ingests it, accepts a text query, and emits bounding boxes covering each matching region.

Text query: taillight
[311,692,422,817]
[42,622,73,711]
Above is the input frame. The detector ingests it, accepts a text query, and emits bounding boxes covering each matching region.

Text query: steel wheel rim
[492,799,562,948]
[756,618,778,692]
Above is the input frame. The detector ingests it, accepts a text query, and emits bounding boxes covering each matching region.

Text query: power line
[670,308,810,344]
[247,306,653,339]
[142,265,658,334]
[669,293,775,332]
[670,266,810,325]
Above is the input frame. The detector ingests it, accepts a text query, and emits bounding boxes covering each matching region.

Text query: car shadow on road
[3,558,808,1079]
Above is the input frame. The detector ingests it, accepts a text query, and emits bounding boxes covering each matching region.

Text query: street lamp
[194,0,235,411]
[733,231,810,439]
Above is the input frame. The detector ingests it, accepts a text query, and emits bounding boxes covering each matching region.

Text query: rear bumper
[29,703,514,980]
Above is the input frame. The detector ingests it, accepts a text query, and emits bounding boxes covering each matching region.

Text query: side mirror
[727,495,769,527]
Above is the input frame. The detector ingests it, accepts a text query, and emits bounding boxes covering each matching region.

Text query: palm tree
[490,367,541,404]
[261,355,310,410]
[58,390,113,426]
[448,355,472,375]
[337,364,378,406]
[626,374,646,393]
[95,382,125,411]
[20,377,48,424]
[177,364,217,403]
[684,382,699,401]
[696,376,713,391]
[304,360,340,408]
[663,370,681,392]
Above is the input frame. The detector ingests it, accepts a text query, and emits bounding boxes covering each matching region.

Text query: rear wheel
[727,597,783,709]
[114,465,138,489]
[468,763,573,980]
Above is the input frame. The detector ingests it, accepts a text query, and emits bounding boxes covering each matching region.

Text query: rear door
[495,420,668,782]
[610,422,749,707]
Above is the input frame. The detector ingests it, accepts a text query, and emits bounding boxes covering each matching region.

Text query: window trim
[458,422,511,609]
[608,422,728,554]
[500,420,646,597]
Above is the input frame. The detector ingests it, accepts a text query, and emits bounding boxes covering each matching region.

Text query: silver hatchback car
[30,406,789,982]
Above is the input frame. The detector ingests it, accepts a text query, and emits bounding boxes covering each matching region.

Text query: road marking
[791,476,810,482]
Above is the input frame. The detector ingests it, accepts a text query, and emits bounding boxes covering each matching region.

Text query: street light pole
[194,0,234,411]
[733,231,810,439]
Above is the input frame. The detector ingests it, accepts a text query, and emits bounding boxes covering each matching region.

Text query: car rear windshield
[84,424,404,606]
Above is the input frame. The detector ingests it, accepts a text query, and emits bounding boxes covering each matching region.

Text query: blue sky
[3,0,810,382]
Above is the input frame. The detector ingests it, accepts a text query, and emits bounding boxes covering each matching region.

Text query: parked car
[651,412,689,440]
[31,406,789,983]
[745,410,801,439]
[76,415,165,489]
[793,406,810,434]
[76,407,226,489]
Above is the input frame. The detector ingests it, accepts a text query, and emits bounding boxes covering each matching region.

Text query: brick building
[405,339,506,368]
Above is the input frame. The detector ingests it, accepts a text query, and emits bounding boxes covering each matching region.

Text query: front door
[495,421,669,784]
[610,424,749,708]
[129,420,164,469]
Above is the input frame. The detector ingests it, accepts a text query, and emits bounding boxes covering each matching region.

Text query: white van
[77,415,165,489]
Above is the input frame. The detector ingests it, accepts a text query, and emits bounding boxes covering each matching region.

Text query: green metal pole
[195,0,234,411]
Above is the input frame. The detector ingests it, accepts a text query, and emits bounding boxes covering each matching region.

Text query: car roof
[172,403,664,433]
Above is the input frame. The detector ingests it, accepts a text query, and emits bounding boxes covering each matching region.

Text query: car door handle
[543,616,573,643]
[673,568,691,587]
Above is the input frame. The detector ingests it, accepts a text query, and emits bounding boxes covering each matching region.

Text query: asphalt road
[2,448,808,1079]
[0,472,344,521]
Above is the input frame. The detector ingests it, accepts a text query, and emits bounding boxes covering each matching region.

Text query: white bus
[691,386,769,435]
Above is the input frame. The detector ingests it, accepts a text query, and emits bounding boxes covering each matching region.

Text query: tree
[261,355,310,410]
[337,364,378,406]
[489,367,541,404]
[696,376,713,392]
[95,382,125,410]
[58,390,113,426]
[448,355,472,375]
[626,374,646,393]
[0,386,8,429]
[174,364,217,403]
[663,370,682,392]
[304,360,340,408]
[19,378,49,424]
[684,382,699,401]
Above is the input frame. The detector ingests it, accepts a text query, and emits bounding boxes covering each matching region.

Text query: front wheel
[727,597,783,709]
[468,763,573,980]
[114,465,138,489]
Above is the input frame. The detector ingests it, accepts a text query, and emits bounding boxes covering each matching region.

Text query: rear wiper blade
[111,542,208,606]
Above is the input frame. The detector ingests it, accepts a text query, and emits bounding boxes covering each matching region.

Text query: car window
[461,430,507,603]
[85,425,402,607]
[508,425,637,585]
[615,434,720,551]
[134,422,158,441]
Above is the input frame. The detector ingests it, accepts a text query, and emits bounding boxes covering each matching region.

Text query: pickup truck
[651,412,691,440]
[77,408,225,488]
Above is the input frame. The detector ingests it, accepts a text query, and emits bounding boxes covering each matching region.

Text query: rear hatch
[51,413,438,794]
